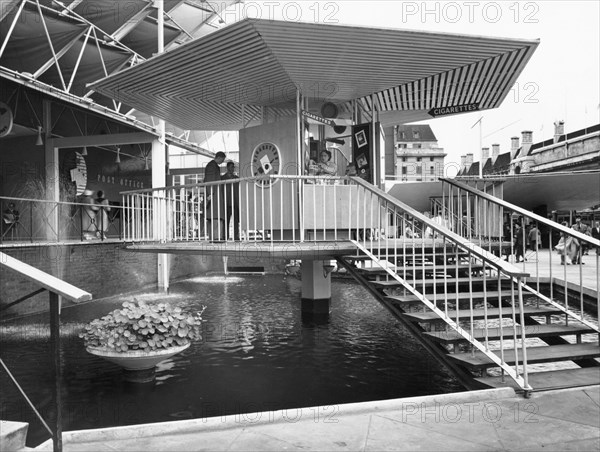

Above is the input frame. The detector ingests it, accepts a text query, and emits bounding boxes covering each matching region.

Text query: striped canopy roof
[90,19,539,130]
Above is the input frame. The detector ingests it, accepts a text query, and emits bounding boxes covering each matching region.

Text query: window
[399,143,407,149]
[430,166,435,175]
[416,166,422,174]
[402,167,407,174]
[417,157,422,162]
[430,157,434,162]
[413,131,420,139]
[399,132,406,139]
[413,143,422,149]
[402,157,407,162]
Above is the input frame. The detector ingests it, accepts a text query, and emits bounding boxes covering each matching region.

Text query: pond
[0,274,462,446]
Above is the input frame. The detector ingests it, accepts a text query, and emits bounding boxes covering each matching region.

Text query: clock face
[251,142,281,187]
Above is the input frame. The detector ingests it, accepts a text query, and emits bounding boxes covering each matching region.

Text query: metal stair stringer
[336,253,479,391]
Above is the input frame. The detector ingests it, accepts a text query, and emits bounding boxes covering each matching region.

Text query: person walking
[514,222,526,262]
[591,220,600,255]
[571,215,591,255]
[528,224,541,251]
[95,190,111,239]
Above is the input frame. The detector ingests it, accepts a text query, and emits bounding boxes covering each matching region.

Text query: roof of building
[396,125,438,142]
[482,157,494,174]
[528,123,600,155]
[490,152,512,174]
[467,161,480,176]
[90,19,539,130]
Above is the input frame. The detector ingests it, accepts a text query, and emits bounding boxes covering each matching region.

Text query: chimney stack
[492,144,500,158]
[465,153,474,166]
[511,136,519,152]
[460,155,466,168]
[521,130,533,144]
[481,147,490,161]
[554,120,565,143]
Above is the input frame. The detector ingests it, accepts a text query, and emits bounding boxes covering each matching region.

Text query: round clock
[251,142,282,187]
[0,102,14,138]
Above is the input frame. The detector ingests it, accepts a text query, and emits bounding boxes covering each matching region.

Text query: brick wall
[1,243,286,319]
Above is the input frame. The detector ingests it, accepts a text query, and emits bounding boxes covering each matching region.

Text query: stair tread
[424,324,596,343]
[403,305,563,322]
[359,264,486,274]
[372,276,504,288]
[475,367,600,391]
[449,343,600,369]
[386,290,515,303]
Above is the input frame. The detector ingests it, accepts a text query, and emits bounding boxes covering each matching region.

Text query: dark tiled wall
[0,243,285,319]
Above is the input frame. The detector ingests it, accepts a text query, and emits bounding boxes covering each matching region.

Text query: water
[0,275,461,446]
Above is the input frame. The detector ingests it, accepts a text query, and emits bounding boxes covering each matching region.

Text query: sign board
[428,103,479,118]
[352,123,373,183]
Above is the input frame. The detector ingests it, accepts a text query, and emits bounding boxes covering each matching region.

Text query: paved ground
[34,386,599,451]
[510,247,599,297]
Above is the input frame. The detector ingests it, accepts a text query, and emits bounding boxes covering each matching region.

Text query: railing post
[516,279,530,393]
[49,291,63,452]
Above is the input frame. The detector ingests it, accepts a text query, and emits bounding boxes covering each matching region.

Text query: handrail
[441,178,600,247]
[0,252,92,303]
[120,174,348,195]
[351,177,529,278]
[0,195,124,245]
[1,254,92,452]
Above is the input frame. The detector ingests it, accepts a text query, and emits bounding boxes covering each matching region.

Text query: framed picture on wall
[356,153,368,168]
[355,129,367,148]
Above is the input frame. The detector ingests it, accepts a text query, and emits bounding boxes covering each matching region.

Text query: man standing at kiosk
[204,151,226,239]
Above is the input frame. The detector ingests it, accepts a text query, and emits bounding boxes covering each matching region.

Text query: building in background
[394,125,446,182]
[458,121,600,177]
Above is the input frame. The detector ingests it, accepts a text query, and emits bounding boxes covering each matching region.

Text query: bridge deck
[126,241,358,259]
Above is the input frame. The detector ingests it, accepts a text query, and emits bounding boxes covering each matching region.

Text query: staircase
[338,241,599,394]
[332,173,600,395]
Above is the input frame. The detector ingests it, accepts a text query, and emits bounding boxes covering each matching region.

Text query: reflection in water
[0,275,462,447]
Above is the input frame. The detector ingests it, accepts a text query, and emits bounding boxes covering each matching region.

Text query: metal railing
[0,251,92,452]
[438,178,600,332]
[122,174,541,390]
[121,175,359,243]
[0,196,123,245]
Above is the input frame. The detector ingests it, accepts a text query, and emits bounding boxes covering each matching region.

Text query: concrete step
[475,367,600,391]
[372,276,509,290]
[424,324,596,344]
[449,343,600,371]
[402,305,563,323]
[385,290,516,305]
[0,421,29,452]
[359,263,487,276]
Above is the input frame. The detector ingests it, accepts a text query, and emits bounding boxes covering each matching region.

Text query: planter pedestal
[86,343,190,383]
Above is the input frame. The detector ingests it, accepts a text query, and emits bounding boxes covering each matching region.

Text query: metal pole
[49,292,63,452]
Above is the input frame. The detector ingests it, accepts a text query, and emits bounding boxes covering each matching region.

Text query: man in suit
[203,151,226,240]
[571,215,591,255]
[204,151,226,183]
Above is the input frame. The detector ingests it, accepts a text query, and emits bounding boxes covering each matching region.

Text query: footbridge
[121,175,600,396]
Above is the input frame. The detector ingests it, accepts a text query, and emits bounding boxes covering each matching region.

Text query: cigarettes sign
[302,110,336,127]
[428,103,480,117]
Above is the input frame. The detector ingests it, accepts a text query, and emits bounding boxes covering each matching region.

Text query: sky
[238,0,600,170]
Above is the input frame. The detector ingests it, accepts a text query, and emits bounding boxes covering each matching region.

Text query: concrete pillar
[301,260,332,314]
[152,133,169,291]
[43,100,58,241]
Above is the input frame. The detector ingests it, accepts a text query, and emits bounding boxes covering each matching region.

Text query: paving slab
[33,386,599,452]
